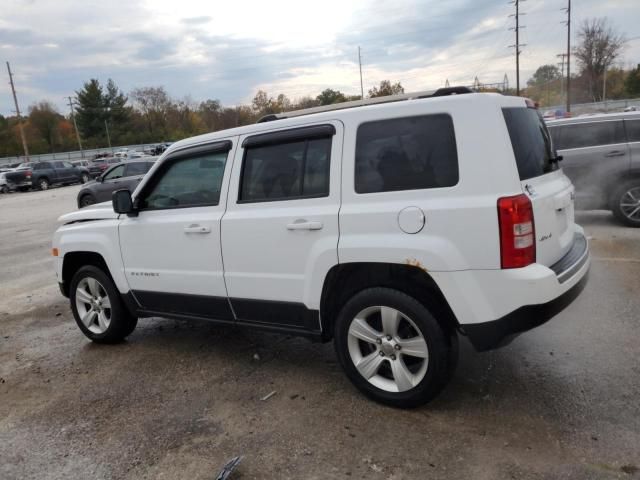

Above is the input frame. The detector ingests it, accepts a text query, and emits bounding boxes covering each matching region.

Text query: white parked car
[52,89,590,407]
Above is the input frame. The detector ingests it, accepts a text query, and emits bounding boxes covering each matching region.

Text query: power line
[508,0,527,96]
[557,53,568,101]
[6,62,29,161]
[66,96,84,158]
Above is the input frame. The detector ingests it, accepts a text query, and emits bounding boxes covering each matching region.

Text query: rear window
[502,107,556,181]
[355,114,458,194]
[125,162,153,176]
[550,121,625,150]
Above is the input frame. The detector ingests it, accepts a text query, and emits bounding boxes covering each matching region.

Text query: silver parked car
[547,112,640,227]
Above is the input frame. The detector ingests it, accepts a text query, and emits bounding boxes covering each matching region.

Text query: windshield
[502,107,557,181]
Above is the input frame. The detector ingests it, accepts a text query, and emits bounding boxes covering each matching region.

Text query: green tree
[625,64,640,96]
[368,80,404,98]
[75,79,106,139]
[316,88,347,105]
[104,79,131,142]
[527,65,561,87]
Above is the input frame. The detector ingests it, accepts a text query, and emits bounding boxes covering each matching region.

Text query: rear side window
[625,120,640,142]
[551,121,625,150]
[125,162,153,176]
[355,114,458,194]
[240,138,331,202]
[53,161,65,168]
[502,107,556,181]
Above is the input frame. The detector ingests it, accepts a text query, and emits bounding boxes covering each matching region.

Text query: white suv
[52,89,590,407]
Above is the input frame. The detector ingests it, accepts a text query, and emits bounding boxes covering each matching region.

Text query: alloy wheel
[347,306,429,392]
[75,277,112,334]
[620,187,640,222]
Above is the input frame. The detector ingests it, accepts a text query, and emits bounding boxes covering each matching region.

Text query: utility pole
[6,62,29,161]
[557,53,568,101]
[358,46,364,100]
[509,0,526,96]
[603,66,608,111]
[563,0,571,113]
[104,119,112,151]
[66,96,84,158]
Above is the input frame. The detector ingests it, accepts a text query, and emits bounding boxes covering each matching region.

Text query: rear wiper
[550,155,563,164]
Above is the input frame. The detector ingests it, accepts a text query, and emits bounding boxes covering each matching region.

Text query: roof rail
[256,86,474,123]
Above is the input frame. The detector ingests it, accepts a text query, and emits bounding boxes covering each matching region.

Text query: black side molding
[242,124,336,148]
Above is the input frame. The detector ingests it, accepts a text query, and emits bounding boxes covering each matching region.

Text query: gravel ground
[1,186,639,480]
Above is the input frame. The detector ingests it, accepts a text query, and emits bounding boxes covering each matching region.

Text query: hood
[58,201,118,224]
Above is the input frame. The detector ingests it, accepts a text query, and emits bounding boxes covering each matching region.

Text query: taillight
[497,194,535,269]
[25,170,32,178]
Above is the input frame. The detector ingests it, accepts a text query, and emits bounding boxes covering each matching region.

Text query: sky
[1,0,639,116]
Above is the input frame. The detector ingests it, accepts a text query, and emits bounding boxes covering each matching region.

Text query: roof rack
[257,86,474,123]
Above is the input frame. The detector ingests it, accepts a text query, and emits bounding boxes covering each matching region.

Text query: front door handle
[286,220,323,230]
[184,224,211,234]
[605,150,626,157]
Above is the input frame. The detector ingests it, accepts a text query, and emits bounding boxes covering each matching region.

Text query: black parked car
[76,160,155,208]
[4,161,90,191]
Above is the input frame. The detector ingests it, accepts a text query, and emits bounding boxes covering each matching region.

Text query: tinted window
[240,137,331,202]
[53,161,66,168]
[551,121,625,150]
[104,165,125,181]
[125,162,153,176]
[503,108,556,181]
[141,151,227,209]
[63,161,74,168]
[355,114,458,194]
[625,120,640,142]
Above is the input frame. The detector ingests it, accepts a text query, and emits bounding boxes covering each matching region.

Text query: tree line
[1,17,637,159]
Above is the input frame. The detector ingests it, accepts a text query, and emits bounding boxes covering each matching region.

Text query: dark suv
[547,112,640,227]
[5,161,90,191]
[76,160,155,208]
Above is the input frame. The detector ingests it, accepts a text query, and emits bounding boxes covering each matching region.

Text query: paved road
[1,187,639,479]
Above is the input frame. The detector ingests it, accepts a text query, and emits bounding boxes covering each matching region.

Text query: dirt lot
[1,186,639,480]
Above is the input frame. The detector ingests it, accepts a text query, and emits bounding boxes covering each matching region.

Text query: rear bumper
[462,270,588,351]
[431,228,590,351]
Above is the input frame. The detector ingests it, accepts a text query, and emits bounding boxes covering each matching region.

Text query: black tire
[80,173,90,184]
[611,180,640,227]
[69,265,137,343]
[0,185,8,194]
[334,287,457,408]
[37,177,50,191]
[18,186,30,192]
[79,194,96,208]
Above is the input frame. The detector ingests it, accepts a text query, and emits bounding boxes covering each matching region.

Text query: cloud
[0,0,638,116]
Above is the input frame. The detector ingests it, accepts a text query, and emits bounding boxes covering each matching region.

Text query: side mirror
[97,175,104,183]
[112,189,136,216]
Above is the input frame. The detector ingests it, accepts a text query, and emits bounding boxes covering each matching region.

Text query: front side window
[53,161,65,168]
[502,107,556,181]
[552,121,626,150]
[355,114,459,194]
[63,161,74,168]
[240,137,331,202]
[104,165,125,181]
[140,151,228,209]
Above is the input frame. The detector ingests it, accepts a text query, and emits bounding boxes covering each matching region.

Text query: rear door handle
[184,224,211,234]
[605,150,626,157]
[286,220,323,230]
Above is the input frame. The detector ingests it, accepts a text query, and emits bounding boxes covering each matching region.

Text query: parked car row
[0,156,157,199]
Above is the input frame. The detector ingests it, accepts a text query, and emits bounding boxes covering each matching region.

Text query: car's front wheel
[0,185,8,194]
[69,265,137,343]
[79,194,96,208]
[80,173,90,184]
[334,287,457,408]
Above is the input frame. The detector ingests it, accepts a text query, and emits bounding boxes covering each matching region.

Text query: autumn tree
[28,102,64,152]
[316,88,347,105]
[574,18,626,101]
[368,80,404,98]
[131,86,172,136]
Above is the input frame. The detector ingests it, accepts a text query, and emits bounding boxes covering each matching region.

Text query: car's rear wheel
[0,185,8,194]
[334,287,457,408]
[612,180,640,227]
[69,265,137,343]
[38,178,50,190]
[79,194,96,208]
